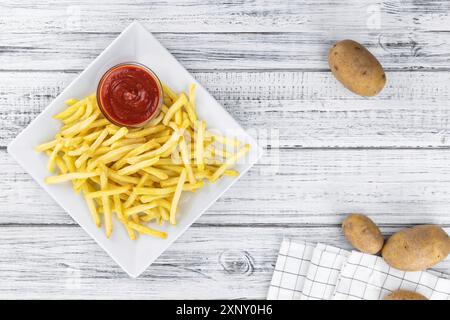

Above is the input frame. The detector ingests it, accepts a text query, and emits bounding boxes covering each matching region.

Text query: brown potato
[382,225,450,271]
[328,40,386,97]
[384,290,428,300]
[342,214,384,254]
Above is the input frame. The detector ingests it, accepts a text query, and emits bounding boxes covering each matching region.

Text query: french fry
[61,111,100,137]
[170,168,187,225]
[47,142,63,173]
[139,194,168,203]
[179,137,196,184]
[35,139,58,153]
[113,194,136,240]
[82,97,94,119]
[128,221,167,239]
[89,143,143,170]
[210,144,250,182]
[67,144,89,156]
[117,157,160,176]
[83,130,103,141]
[108,170,140,185]
[53,98,86,120]
[140,167,169,180]
[89,128,109,152]
[124,203,159,217]
[62,104,86,124]
[64,98,78,106]
[110,137,146,149]
[55,155,68,174]
[125,125,166,139]
[100,167,112,238]
[163,93,188,125]
[103,127,128,146]
[207,132,242,148]
[188,84,196,110]
[133,181,204,196]
[45,171,98,184]
[82,183,101,228]
[162,83,178,101]
[126,131,181,164]
[147,110,165,126]
[123,173,148,209]
[85,186,130,199]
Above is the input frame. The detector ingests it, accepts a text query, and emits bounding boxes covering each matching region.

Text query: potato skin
[328,40,386,97]
[342,214,384,254]
[382,225,450,271]
[384,290,427,300]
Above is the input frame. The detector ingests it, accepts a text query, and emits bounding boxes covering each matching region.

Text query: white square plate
[7,22,263,277]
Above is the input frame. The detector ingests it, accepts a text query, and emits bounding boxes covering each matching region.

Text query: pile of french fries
[36,83,249,240]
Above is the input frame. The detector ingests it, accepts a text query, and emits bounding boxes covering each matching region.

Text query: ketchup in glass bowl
[97,63,163,127]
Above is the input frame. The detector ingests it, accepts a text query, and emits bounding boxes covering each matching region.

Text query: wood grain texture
[2,71,450,148]
[1,0,449,35]
[0,225,448,299]
[1,31,450,71]
[4,148,450,225]
[1,0,450,298]
[1,0,450,70]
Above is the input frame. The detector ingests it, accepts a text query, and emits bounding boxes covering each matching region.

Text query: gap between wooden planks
[3,148,450,225]
[2,71,450,148]
[0,225,448,299]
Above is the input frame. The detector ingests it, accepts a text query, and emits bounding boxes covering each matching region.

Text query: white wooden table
[1,0,450,299]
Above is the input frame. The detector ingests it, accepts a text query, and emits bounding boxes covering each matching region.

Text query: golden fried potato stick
[117,157,160,176]
[163,93,188,125]
[85,186,131,199]
[133,181,204,196]
[179,137,196,185]
[162,83,178,101]
[82,183,101,228]
[210,144,250,182]
[45,171,98,184]
[100,167,112,238]
[113,194,136,240]
[128,221,167,239]
[103,127,128,146]
[170,168,187,225]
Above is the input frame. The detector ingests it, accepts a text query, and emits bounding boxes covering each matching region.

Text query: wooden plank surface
[2,71,450,148]
[1,0,450,70]
[4,148,450,225]
[1,0,450,299]
[0,225,448,299]
[1,0,449,34]
[2,31,450,71]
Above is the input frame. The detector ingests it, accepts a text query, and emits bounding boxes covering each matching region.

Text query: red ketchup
[97,63,162,127]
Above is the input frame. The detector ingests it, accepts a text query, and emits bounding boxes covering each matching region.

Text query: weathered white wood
[1,0,449,34]
[3,71,450,148]
[0,225,447,299]
[2,30,450,70]
[4,148,450,225]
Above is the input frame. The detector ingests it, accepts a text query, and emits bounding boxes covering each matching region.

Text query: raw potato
[384,290,427,300]
[342,214,384,254]
[328,39,386,97]
[382,225,450,271]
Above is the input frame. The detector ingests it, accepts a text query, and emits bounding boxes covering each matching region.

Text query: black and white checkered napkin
[267,238,450,300]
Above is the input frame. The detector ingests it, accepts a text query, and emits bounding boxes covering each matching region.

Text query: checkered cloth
[267,239,450,300]
[266,239,315,299]
[333,251,450,300]
[300,243,349,300]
